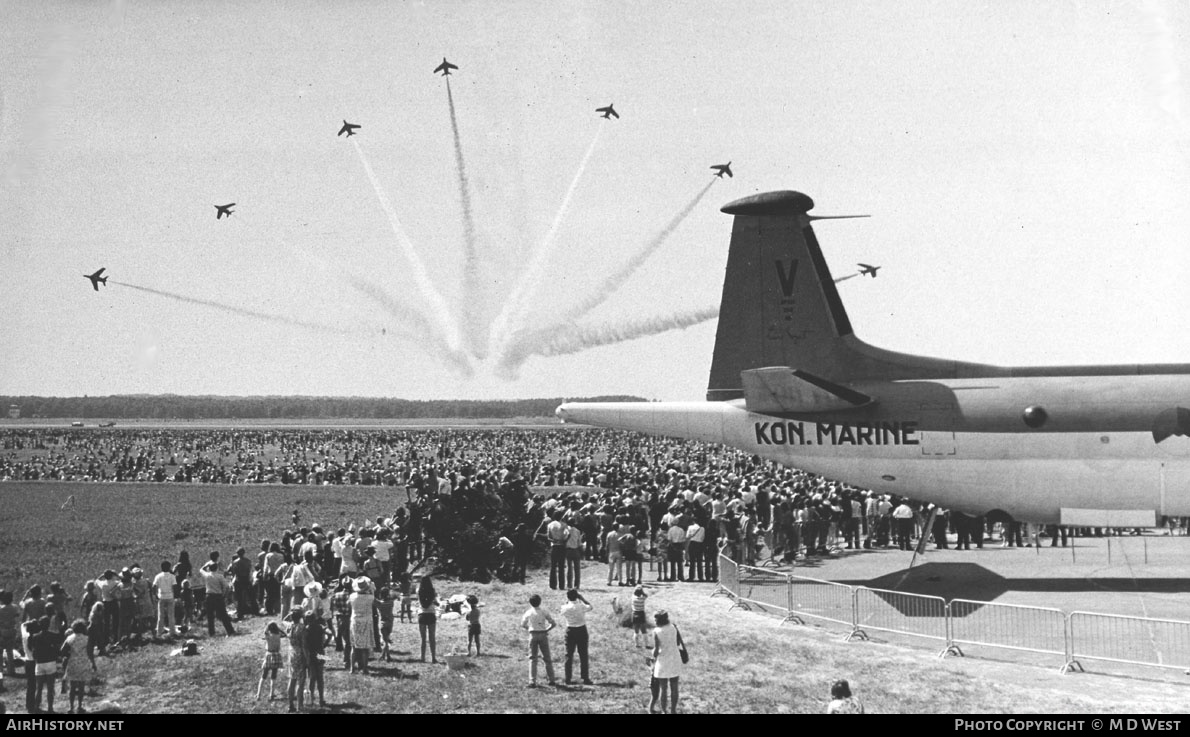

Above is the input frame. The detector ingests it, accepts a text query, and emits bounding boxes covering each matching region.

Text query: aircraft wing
[741,367,872,414]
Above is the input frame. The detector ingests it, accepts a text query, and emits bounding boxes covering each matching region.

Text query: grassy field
[2,482,1187,714]
[0,482,401,598]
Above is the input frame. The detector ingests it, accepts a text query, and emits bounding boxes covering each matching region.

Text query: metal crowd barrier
[712,552,1190,678]
[1067,611,1190,674]
[736,565,794,618]
[712,553,743,610]
[852,586,950,655]
[947,599,1068,662]
[787,574,856,632]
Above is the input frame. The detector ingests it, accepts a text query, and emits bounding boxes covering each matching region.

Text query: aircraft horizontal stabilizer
[741,367,872,415]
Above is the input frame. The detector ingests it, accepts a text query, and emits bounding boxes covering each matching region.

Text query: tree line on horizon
[0,395,647,420]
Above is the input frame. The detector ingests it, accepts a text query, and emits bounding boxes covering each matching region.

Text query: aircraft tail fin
[707,191,961,402]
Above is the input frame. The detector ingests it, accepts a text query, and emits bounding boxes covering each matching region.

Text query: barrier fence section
[713,554,741,606]
[947,599,1068,661]
[851,587,949,654]
[787,574,856,633]
[713,552,1190,678]
[736,565,794,618]
[1067,611,1190,674]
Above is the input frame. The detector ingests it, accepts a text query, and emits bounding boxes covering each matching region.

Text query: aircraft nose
[555,404,570,423]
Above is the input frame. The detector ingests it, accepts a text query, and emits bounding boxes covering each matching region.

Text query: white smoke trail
[344,274,474,376]
[833,272,858,284]
[499,305,719,372]
[445,78,484,357]
[488,122,605,358]
[352,138,463,352]
[552,178,717,326]
[111,280,353,335]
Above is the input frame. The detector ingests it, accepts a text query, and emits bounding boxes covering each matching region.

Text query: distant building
[7,405,18,419]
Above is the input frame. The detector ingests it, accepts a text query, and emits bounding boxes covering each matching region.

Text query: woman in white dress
[648,610,685,714]
[348,578,376,674]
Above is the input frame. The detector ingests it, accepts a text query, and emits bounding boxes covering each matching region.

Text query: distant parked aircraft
[84,268,107,291]
[596,104,619,119]
[435,58,458,76]
[215,203,235,219]
[711,162,733,179]
[338,120,361,137]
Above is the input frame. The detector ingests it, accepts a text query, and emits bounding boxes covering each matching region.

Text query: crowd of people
[3,425,1179,713]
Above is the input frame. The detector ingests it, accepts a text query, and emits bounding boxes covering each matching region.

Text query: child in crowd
[397,573,414,624]
[61,619,95,714]
[284,610,307,713]
[257,621,283,701]
[631,586,649,648]
[377,587,395,661]
[465,594,481,656]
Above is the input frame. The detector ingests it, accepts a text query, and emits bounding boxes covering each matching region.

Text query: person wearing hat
[347,578,376,674]
[200,554,236,637]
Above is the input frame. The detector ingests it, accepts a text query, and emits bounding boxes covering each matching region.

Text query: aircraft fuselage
[557,372,1190,524]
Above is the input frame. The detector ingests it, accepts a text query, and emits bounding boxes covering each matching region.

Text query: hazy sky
[2,1,1187,400]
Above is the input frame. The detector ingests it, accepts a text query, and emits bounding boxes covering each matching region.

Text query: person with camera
[559,588,593,686]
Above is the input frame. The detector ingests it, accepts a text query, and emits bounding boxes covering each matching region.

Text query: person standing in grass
[86,600,105,658]
[377,587,395,661]
[348,578,376,675]
[200,557,236,637]
[284,610,307,712]
[647,610,684,714]
[152,561,177,638]
[303,612,327,708]
[465,594,481,657]
[29,616,63,714]
[417,576,439,664]
[331,577,352,668]
[559,589,593,685]
[520,593,557,687]
[113,570,135,642]
[60,619,94,714]
[257,621,283,701]
[631,586,649,648]
[605,526,623,586]
[0,590,19,676]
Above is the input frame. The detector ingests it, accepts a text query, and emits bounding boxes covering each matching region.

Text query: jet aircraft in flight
[558,189,1190,528]
[596,104,619,119]
[84,268,107,291]
[711,162,733,178]
[215,203,235,219]
[858,263,881,278]
[338,120,361,137]
[435,58,458,76]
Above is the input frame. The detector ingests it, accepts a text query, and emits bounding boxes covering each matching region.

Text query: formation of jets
[858,263,881,278]
[214,203,235,219]
[711,162,733,178]
[338,120,360,137]
[434,58,458,76]
[596,104,619,120]
[84,268,107,291]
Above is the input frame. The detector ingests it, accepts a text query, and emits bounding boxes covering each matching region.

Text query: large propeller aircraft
[558,190,1190,528]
